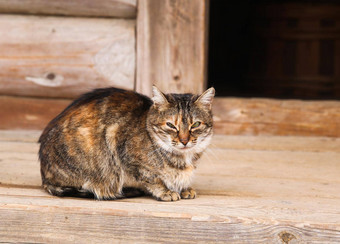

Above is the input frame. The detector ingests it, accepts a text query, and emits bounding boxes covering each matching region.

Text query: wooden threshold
[0,130,339,242]
[213,97,340,137]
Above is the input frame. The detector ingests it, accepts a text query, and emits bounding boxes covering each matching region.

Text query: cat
[39,86,215,201]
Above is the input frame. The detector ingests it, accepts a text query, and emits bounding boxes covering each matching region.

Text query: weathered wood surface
[1,188,340,243]
[0,130,339,242]
[0,0,137,18]
[136,0,209,96]
[1,131,340,197]
[0,96,70,130]
[2,130,340,152]
[213,97,340,137]
[1,95,340,138]
[0,15,135,98]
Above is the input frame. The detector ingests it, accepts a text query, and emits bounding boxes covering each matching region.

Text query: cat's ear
[195,87,215,110]
[152,86,168,106]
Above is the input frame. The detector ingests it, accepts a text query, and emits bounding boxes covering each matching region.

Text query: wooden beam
[1,95,340,137]
[0,96,71,130]
[0,15,135,99]
[0,0,137,18]
[3,130,340,153]
[213,97,340,137]
[136,0,209,96]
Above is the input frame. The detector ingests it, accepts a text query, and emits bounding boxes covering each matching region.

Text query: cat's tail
[43,183,94,199]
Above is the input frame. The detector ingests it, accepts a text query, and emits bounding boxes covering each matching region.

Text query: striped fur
[39,86,215,201]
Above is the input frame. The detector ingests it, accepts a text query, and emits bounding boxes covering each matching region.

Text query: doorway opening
[208,0,340,100]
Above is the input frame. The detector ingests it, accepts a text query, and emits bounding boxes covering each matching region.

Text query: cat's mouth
[180,147,190,150]
[176,144,194,151]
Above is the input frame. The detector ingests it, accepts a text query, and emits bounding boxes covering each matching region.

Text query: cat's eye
[166,122,177,130]
[191,121,201,129]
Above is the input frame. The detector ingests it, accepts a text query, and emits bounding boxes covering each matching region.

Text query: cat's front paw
[181,188,196,199]
[158,190,180,202]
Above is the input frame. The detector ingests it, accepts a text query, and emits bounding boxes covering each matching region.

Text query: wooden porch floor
[0,130,340,243]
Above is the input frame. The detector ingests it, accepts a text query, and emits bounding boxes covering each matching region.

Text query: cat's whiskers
[205,147,218,161]
[201,148,218,171]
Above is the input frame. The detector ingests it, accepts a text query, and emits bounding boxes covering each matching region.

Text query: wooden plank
[213,98,340,137]
[0,0,137,18]
[2,130,340,152]
[1,189,340,243]
[197,149,340,198]
[0,130,41,143]
[211,134,340,152]
[0,140,40,186]
[0,96,70,130]
[136,0,209,96]
[0,130,340,242]
[1,133,339,199]
[2,95,340,137]
[0,14,135,98]
[2,140,340,199]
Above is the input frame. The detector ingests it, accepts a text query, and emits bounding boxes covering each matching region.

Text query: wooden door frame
[134,0,340,137]
[136,0,209,96]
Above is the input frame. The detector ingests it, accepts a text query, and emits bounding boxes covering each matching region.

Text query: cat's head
[147,86,215,155]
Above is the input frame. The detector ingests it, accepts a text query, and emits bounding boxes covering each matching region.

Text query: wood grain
[0,131,339,242]
[1,192,340,243]
[2,130,340,152]
[136,0,209,96]
[0,15,135,98]
[211,134,340,152]
[0,0,137,18]
[0,130,41,143]
[213,97,340,137]
[2,95,340,137]
[0,96,71,130]
[1,133,340,198]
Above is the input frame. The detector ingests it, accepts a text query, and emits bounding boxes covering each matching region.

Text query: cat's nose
[180,138,189,146]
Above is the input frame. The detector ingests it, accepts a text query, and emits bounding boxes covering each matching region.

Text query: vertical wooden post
[136,0,209,96]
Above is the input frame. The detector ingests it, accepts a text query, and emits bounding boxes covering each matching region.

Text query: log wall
[213,98,340,137]
[0,15,135,99]
[0,1,338,137]
[0,0,137,18]
[1,96,339,137]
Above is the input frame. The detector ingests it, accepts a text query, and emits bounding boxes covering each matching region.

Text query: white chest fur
[162,165,195,193]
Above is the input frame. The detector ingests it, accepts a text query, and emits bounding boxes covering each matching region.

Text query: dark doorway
[208,0,340,100]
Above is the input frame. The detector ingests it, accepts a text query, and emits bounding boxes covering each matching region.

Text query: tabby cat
[39,86,215,201]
